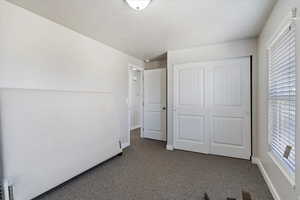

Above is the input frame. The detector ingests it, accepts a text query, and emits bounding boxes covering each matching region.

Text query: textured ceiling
[7,0,277,60]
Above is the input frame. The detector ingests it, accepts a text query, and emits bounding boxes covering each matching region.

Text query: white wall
[257,0,299,199]
[297,1,300,199]
[167,39,257,152]
[0,1,143,199]
[0,89,122,200]
[0,0,143,145]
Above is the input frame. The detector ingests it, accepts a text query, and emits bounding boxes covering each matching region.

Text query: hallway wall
[145,60,167,69]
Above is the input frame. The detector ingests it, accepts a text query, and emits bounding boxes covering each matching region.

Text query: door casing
[143,68,167,141]
[127,64,144,148]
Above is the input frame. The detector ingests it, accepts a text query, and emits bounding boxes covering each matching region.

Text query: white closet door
[207,58,251,159]
[174,57,251,160]
[173,64,210,153]
[144,69,167,141]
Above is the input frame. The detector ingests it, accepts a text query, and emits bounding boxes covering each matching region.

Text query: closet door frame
[172,56,253,160]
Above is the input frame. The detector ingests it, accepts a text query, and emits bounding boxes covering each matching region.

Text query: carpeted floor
[35,129,273,200]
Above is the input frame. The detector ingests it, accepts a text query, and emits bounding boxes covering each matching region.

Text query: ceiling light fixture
[125,0,152,11]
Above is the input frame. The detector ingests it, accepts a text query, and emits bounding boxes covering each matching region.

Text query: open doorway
[127,65,144,148]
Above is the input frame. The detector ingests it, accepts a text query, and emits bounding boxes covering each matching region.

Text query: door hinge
[8,186,14,200]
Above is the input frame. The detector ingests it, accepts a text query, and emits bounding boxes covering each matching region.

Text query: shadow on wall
[145,53,167,70]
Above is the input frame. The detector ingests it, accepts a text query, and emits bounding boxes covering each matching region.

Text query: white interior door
[144,69,167,141]
[207,58,251,159]
[174,57,251,160]
[173,64,210,153]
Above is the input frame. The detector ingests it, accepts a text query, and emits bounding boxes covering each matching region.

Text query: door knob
[162,107,166,110]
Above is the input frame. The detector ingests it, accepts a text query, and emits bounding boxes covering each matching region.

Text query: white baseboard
[121,142,130,150]
[144,133,166,141]
[252,157,281,200]
[130,125,141,130]
[166,145,174,151]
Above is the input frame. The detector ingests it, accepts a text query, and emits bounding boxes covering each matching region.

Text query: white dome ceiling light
[125,0,152,11]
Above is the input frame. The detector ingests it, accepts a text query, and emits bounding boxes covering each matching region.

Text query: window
[268,21,296,174]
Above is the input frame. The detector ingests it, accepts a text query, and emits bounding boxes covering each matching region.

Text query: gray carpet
[35,129,273,200]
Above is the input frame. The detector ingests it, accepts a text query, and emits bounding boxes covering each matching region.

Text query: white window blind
[268,22,296,173]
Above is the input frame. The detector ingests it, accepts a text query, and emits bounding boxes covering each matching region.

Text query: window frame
[266,17,296,182]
